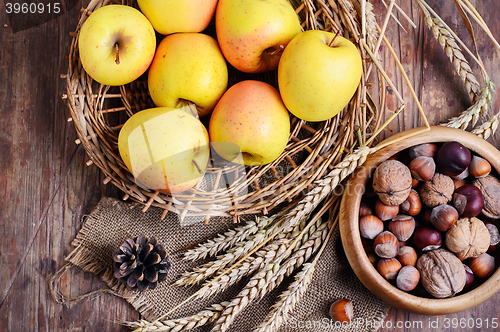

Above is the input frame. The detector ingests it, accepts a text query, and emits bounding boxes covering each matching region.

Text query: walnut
[372,160,412,206]
[473,174,500,219]
[419,173,454,208]
[445,217,490,260]
[416,249,466,298]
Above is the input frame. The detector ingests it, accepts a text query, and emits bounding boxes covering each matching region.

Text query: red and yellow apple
[78,5,156,86]
[209,80,290,166]
[137,0,218,35]
[118,106,210,194]
[215,0,301,73]
[278,30,363,122]
[148,33,228,118]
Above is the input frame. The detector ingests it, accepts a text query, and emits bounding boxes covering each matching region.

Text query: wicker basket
[65,0,376,222]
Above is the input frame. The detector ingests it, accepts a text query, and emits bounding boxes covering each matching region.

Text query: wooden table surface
[1,0,499,331]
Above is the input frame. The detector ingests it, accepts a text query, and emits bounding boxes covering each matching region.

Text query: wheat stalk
[124,302,229,332]
[420,3,481,102]
[472,112,500,139]
[445,80,495,129]
[183,216,275,261]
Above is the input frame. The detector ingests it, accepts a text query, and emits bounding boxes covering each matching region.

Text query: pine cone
[113,235,171,291]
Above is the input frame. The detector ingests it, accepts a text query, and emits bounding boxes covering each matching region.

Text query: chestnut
[452,167,469,181]
[329,299,354,323]
[468,253,496,279]
[435,141,471,177]
[408,143,438,159]
[453,184,484,218]
[396,265,420,292]
[375,199,399,221]
[430,204,459,231]
[469,155,491,178]
[377,257,402,280]
[388,215,416,241]
[412,226,442,251]
[397,246,418,266]
[400,189,422,216]
[409,156,436,182]
[463,264,475,292]
[359,215,384,240]
[373,231,400,258]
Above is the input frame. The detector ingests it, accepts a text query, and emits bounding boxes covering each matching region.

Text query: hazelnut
[367,252,378,265]
[452,167,469,181]
[329,299,354,323]
[473,175,500,220]
[375,199,399,221]
[445,217,490,260]
[419,173,455,208]
[400,189,422,216]
[373,231,400,258]
[409,156,436,182]
[485,221,500,246]
[453,178,466,190]
[388,215,416,241]
[408,143,438,159]
[396,265,420,292]
[453,184,484,218]
[416,249,466,298]
[372,160,412,206]
[468,253,496,279]
[469,155,491,178]
[397,246,417,266]
[377,258,402,280]
[359,215,384,240]
[412,177,420,189]
[412,226,442,251]
[359,204,373,217]
[430,204,458,231]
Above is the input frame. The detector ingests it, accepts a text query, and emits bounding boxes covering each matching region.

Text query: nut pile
[360,141,500,298]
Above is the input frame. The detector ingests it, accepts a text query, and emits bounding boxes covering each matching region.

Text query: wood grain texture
[0,0,498,331]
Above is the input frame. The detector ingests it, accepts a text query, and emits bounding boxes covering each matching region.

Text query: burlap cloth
[63,196,390,331]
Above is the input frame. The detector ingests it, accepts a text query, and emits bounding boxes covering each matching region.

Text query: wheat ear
[472,112,500,139]
[365,1,379,52]
[195,239,290,299]
[175,221,284,286]
[183,216,275,261]
[279,146,370,232]
[445,80,495,129]
[420,5,480,102]
[195,218,315,298]
[124,302,229,332]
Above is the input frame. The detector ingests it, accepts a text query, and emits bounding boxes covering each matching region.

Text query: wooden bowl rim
[339,126,500,315]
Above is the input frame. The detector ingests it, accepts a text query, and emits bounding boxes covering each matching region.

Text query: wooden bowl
[339,126,500,315]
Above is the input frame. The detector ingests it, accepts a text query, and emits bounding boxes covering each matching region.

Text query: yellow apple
[148,33,228,118]
[78,5,156,86]
[137,0,218,35]
[118,106,210,194]
[215,0,301,73]
[209,80,290,166]
[278,30,363,122]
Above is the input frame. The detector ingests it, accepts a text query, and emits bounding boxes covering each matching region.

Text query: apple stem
[192,160,202,174]
[115,43,120,65]
[328,30,341,48]
[265,44,285,56]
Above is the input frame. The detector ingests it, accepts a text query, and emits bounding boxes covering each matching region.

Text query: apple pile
[77,0,363,194]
